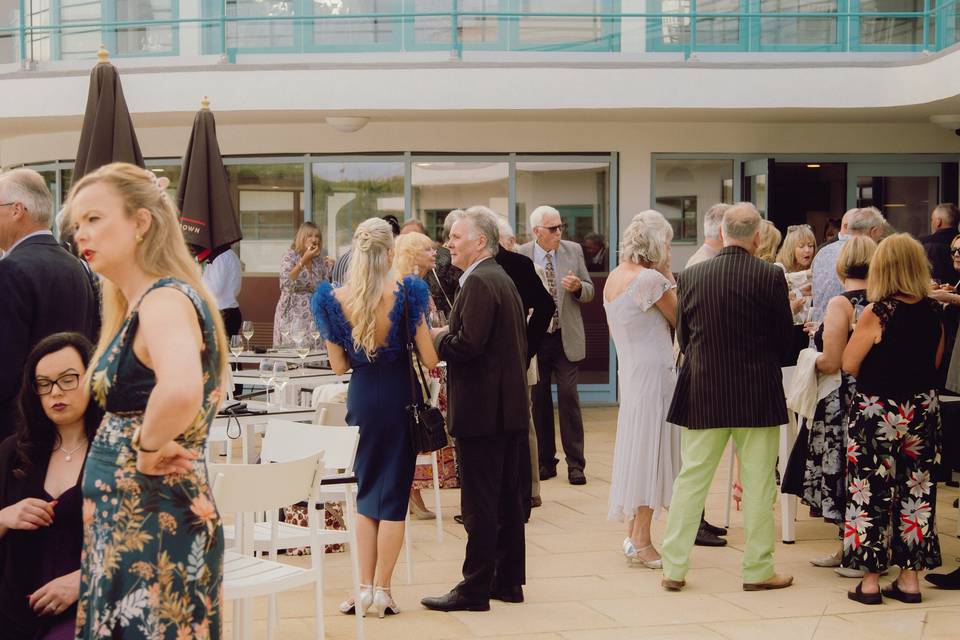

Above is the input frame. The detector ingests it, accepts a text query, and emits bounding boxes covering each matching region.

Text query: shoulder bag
[402,291,448,454]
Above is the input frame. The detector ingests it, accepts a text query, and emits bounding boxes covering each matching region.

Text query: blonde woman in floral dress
[67,163,228,638]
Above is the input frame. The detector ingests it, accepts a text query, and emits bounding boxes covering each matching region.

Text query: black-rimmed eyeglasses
[540,223,566,234]
[34,373,81,395]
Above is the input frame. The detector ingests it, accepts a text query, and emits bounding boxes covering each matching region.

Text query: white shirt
[202,249,242,310]
[458,255,492,288]
[531,241,557,272]
[4,229,53,257]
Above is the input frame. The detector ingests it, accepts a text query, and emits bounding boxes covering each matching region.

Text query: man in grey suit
[518,205,595,485]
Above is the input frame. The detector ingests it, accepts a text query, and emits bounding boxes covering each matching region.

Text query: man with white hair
[921,202,960,284]
[0,168,98,437]
[518,205,594,486]
[810,207,885,322]
[686,203,729,268]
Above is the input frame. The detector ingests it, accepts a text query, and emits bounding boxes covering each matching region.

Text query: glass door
[742,158,774,218]
[847,163,941,238]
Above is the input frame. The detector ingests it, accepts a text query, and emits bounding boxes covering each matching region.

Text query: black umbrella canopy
[73,46,145,181]
[176,98,242,262]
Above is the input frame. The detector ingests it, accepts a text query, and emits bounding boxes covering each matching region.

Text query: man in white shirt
[202,247,243,336]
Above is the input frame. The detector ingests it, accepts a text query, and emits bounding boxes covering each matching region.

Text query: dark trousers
[455,431,526,599]
[532,331,585,473]
[220,307,242,337]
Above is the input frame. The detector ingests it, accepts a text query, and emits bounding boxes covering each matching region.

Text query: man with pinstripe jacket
[660,203,796,593]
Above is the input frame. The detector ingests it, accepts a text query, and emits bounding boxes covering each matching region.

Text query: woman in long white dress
[603,209,681,568]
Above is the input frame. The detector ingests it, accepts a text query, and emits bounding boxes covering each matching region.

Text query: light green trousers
[661,426,779,584]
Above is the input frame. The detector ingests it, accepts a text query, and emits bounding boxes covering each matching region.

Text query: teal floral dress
[76,278,224,639]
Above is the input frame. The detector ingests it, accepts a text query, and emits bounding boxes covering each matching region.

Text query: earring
[136,234,143,244]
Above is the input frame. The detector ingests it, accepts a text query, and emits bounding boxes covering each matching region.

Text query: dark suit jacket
[435,258,529,438]
[495,249,555,365]
[668,246,794,429]
[428,246,461,315]
[921,227,957,285]
[0,235,98,436]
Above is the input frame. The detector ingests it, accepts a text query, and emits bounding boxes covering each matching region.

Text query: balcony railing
[1,1,957,66]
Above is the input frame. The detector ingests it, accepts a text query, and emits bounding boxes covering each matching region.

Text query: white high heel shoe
[338,584,373,615]
[371,586,400,618]
[623,538,662,569]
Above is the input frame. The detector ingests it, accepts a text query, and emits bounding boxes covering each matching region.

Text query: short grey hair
[0,169,53,227]
[442,209,465,241]
[847,206,885,233]
[461,207,500,256]
[621,210,673,267]
[530,205,559,230]
[721,202,762,241]
[703,203,730,240]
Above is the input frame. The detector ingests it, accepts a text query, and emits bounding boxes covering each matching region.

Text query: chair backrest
[312,401,349,426]
[211,453,323,514]
[261,419,359,471]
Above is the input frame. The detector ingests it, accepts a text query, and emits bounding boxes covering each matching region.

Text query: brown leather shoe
[743,574,794,591]
[661,578,686,592]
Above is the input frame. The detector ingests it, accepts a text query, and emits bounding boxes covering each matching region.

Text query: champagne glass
[272,361,290,408]
[279,326,292,350]
[310,327,321,351]
[851,304,864,331]
[241,321,254,350]
[258,359,274,406]
[229,335,244,358]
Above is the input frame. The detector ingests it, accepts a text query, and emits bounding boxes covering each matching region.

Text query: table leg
[779,414,798,543]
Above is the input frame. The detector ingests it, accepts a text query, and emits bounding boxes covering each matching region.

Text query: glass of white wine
[229,335,244,359]
[310,327,321,351]
[295,336,311,362]
[258,359,274,406]
[241,321,254,351]
[272,361,290,408]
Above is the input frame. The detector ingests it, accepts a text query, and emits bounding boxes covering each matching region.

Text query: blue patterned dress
[76,278,224,639]
[311,276,429,521]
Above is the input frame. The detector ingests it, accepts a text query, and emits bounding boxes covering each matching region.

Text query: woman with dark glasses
[0,332,102,639]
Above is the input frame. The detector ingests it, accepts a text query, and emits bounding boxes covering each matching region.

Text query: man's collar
[718,245,751,256]
[458,254,492,287]
[5,229,53,256]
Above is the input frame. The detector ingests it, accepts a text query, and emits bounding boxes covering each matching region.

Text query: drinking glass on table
[310,327,322,351]
[272,361,290,408]
[278,326,292,350]
[241,321,255,350]
[229,335,244,358]
[258,359,275,405]
[294,336,311,362]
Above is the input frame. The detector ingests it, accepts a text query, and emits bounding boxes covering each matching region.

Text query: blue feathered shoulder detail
[311,282,350,347]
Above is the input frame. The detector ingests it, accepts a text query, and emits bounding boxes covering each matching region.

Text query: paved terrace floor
[223,406,960,639]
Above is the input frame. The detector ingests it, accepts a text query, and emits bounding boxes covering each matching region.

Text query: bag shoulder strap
[401,289,431,405]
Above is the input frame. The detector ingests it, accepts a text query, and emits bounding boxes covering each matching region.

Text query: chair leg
[343,491,366,640]
[267,595,277,640]
[431,452,443,542]
[314,581,325,640]
[404,512,413,584]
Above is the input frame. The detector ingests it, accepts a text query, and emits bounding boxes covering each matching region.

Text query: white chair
[212,454,325,640]
[414,451,443,542]
[313,401,349,427]
[223,420,365,639]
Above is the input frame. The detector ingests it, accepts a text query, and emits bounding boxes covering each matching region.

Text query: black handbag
[402,295,448,454]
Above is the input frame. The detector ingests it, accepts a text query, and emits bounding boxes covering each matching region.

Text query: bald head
[720,202,762,253]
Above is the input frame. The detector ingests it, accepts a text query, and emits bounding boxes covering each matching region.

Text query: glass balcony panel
[760,0,838,47]
[515,1,613,49]
[60,0,102,59]
[859,0,925,45]
[655,0,743,47]
[311,0,399,47]
[116,0,175,55]
[226,0,297,50]
[407,0,502,47]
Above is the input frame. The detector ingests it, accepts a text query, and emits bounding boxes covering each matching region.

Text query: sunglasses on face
[951,248,960,255]
[540,224,566,234]
[34,373,81,396]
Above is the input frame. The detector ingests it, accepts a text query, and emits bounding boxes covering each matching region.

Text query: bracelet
[131,426,161,453]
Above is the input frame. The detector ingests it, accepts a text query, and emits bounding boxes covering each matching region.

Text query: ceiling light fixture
[806,164,821,168]
[326,116,369,133]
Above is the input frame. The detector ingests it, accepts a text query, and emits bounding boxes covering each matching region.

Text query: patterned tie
[545,252,560,333]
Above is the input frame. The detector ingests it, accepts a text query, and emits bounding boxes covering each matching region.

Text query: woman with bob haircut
[274,220,332,346]
[67,162,228,637]
[841,233,944,605]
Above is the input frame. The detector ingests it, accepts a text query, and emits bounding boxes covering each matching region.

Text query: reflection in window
[59,0,102,59]
[407,0,502,47]
[656,0,743,46]
[653,159,734,242]
[516,1,615,50]
[760,0,838,47]
[311,0,399,48]
[116,0,174,55]
[859,0,925,46]
[312,161,405,258]
[226,0,297,50]
[856,175,938,238]
[411,161,509,241]
[228,163,305,273]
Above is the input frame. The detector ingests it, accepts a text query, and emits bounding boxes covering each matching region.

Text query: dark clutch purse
[402,294,448,454]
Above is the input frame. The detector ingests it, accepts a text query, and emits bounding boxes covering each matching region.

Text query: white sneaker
[810,550,842,567]
[834,567,865,578]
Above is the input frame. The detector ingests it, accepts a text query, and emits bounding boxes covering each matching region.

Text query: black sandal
[881,580,922,603]
[847,581,883,605]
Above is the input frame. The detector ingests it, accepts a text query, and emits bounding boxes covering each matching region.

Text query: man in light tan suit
[518,205,595,485]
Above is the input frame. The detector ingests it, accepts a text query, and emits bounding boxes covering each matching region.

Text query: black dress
[0,436,83,640]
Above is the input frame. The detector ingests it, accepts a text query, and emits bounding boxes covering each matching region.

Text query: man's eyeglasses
[539,224,566,234]
[34,373,81,395]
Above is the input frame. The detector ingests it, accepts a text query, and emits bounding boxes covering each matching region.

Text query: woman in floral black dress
[842,233,944,605]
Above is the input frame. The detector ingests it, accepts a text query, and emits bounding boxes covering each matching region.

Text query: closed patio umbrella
[176,97,242,262]
[73,46,145,180]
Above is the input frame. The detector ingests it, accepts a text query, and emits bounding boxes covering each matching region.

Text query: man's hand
[561,270,582,293]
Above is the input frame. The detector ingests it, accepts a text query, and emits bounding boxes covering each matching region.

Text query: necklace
[58,440,87,462]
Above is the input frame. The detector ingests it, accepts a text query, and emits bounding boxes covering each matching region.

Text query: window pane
[311,0,399,47]
[516,160,611,385]
[229,163,305,273]
[411,161,509,240]
[653,159,734,242]
[59,0,102,59]
[516,1,612,49]
[859,0,925,45]
[311,161,405,258]
[760,0,837,47]
[654,0,743,47]
[408,0,502,47]
[115,0,175,55]
[856,175,938,238]
[226,0,297,50]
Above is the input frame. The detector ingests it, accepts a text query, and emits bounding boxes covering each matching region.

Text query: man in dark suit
[660,202,795,593]
[0,169,98,437]
[921,203,960,284]
[422,209,529,611]
[470,206,555,511]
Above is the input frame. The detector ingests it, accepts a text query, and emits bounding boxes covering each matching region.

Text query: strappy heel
[372,586,400,618]
[339,584,373,615]
[623,538,662,569]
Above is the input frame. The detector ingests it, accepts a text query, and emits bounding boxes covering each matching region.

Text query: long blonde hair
[65,162,229,376]
[756,220,782,263]
[344,218,395,359]
[867,233,932,302]
[776,225,816,272]
[393,232,433,278]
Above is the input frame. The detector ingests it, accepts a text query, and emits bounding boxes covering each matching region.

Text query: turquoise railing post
[922,0,930,49]
[18,0,26,66]
[220,0,231,62]
[451,0,462,59]
[689,0,698,59]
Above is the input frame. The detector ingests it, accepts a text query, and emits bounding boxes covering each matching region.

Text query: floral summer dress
[76,278,224,639]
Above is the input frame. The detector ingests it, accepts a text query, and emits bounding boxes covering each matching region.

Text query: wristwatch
[131,426,160,453]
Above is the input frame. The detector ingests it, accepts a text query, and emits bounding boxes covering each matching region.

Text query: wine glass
[294,335,311,362]
[272,361,290,408]
[229,335,244,358]
[310,326,321,351]
[258,359,274,406]
[278,326,292,350]
[241,321,254,350]
[429,309,447,328]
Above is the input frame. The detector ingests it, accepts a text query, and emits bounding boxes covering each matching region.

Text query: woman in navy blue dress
[312,217,438,619]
